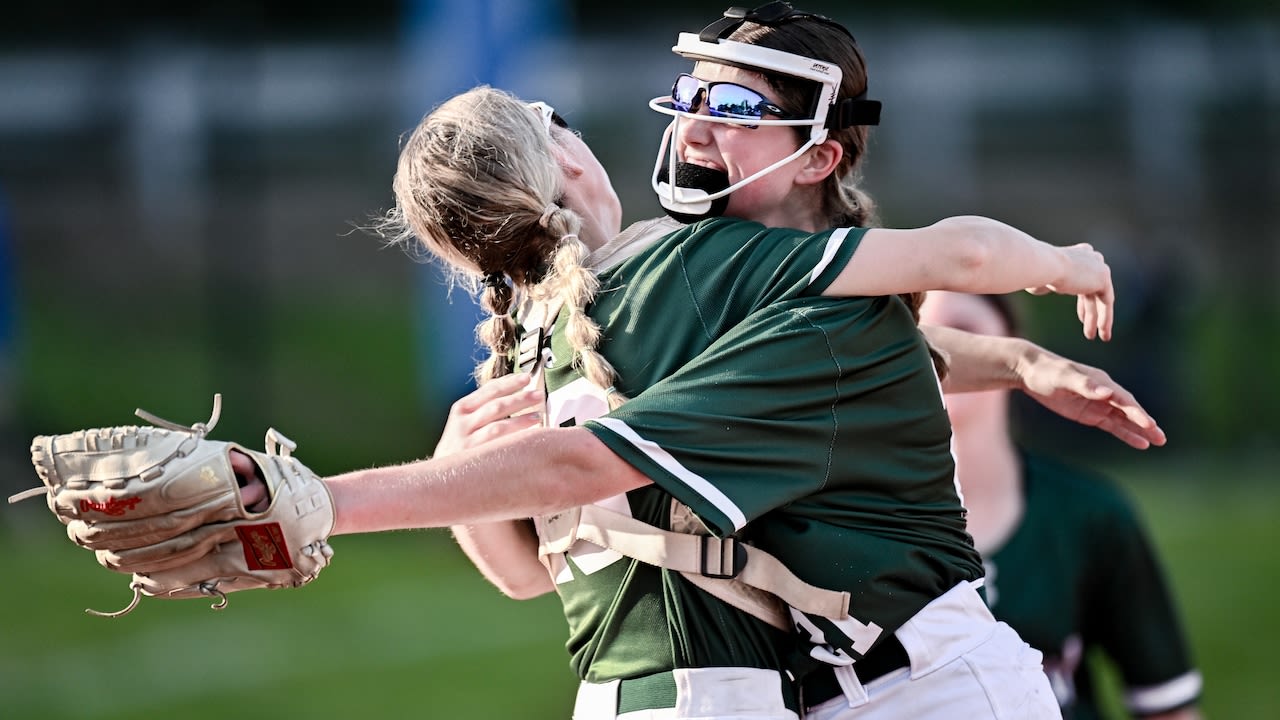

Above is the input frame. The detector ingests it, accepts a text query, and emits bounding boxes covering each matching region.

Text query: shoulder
[679,217,858,244]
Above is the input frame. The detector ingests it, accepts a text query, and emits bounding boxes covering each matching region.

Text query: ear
[551,144,585,179]
[794,138,843,186]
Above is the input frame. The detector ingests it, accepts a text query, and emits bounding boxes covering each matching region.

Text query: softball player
[920,291,1203,720]
[323,5,1132,719]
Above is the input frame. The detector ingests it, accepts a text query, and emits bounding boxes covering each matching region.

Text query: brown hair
[376,86,625,403]
[731,15,947,376]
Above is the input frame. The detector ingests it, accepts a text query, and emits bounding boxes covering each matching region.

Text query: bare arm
[452,519,552,600]
[327,426,651,535]
[825,216,1115,340]
[435,374,554,599]
[923,324,1167,449]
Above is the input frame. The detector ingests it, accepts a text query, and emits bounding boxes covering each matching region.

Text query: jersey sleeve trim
[1125,670,1203,715]
[589,417,748,532]
[808,227,852,288]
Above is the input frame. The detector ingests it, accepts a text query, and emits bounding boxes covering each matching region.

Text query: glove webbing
[8,395,224,505]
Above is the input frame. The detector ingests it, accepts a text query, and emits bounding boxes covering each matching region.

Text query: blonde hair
[376,86,625,404]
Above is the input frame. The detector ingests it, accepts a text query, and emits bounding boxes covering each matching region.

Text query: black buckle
[699,3,856,45]
[699,3,788,42]
[699,536,747,579]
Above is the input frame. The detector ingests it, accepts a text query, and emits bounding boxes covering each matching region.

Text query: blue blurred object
[400,0,568,427]
[0,188,13,358]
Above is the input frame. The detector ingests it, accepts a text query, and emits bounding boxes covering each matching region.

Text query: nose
[676,99,715,150]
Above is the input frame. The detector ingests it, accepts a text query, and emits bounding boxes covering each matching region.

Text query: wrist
[1008,337,1040,391]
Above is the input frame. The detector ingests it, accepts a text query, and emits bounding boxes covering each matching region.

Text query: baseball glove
[9,394,335,617]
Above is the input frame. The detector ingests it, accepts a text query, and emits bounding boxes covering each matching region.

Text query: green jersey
[985,452,1201,719]
[537,217,982,685]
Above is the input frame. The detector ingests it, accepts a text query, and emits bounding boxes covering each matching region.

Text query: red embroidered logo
[236,523,293,571]
[79,497,142,516]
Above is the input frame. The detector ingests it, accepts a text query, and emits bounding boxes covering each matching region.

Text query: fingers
[472,414,544,445]
[1094,416,1153,450]
[1089,378,1167,447]
[450,376,544,427]
[437,374,546,457]
[1103,291,1115,341]
[240,480,269,512]
[1077,295,1094,340]
[228,449,257,479]
[453,373,533,413]
[1095,404,1167,449]
[229,450,270,511]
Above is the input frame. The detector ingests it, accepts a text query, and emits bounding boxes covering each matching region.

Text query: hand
[1016,345,1166,449]
[1026,243,1114,342]
[434,373,545,458]
[232,449,270,512]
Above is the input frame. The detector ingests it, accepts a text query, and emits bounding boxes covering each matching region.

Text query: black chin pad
[656,162,732,224]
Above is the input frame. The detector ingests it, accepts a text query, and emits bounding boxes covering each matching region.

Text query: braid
[534,210,628,410]
[375,86,630,401]
[474,279,518,385]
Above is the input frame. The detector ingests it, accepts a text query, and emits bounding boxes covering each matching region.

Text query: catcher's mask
[647,2,881,223]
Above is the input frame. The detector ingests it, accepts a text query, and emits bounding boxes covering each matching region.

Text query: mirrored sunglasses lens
[672,74,701,112]
[706,83,767,120]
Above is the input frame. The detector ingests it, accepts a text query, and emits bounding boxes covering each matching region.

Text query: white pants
[804,582,1061,720]
[573,667,798,720]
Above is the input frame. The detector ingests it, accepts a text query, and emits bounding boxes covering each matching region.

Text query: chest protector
[517,298,851,631]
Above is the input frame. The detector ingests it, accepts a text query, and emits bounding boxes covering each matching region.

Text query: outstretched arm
[826,216,1114,341]
[326,426,651,535]
[924,324,1167,450]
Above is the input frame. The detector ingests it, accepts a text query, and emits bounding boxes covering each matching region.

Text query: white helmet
[648,2,881,222]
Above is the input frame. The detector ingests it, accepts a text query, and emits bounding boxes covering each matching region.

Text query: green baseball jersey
[984,451,1201,718]
[536,217,982,685]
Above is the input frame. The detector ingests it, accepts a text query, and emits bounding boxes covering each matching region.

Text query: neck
[952,407,1023,555]
[576,215,612,253]
[734,183,828,232]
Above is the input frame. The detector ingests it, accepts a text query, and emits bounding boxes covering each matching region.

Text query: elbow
[936,216,996,291]
[494,577,554,601]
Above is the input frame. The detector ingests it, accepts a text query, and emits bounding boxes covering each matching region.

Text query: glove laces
[135,393,222,436]
[8,394,224,506]
[85,580,229,618]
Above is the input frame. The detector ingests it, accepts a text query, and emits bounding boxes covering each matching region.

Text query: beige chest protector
[516,297,851,631]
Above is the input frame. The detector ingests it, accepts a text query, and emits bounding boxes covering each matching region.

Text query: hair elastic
[538,204,558,228]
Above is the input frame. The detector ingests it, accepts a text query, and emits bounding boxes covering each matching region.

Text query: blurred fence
[0,17,1275,478]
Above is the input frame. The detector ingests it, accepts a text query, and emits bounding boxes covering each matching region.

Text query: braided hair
[377,86,626,404]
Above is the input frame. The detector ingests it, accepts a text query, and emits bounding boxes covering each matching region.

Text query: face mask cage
[647,3,881,221]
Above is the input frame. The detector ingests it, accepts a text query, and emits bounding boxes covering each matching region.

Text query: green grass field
[2,453,1276,720]
[0,519,577,720]
[4,290,1277,719]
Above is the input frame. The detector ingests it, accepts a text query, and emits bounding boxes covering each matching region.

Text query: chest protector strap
[517,294,848,631]
[535,503,851,630]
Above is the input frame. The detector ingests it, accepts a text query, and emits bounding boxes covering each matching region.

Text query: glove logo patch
[79,497,142,516]
[236,523,294,571]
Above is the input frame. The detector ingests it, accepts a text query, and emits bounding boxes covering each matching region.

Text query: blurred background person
[919,290,1203,720]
